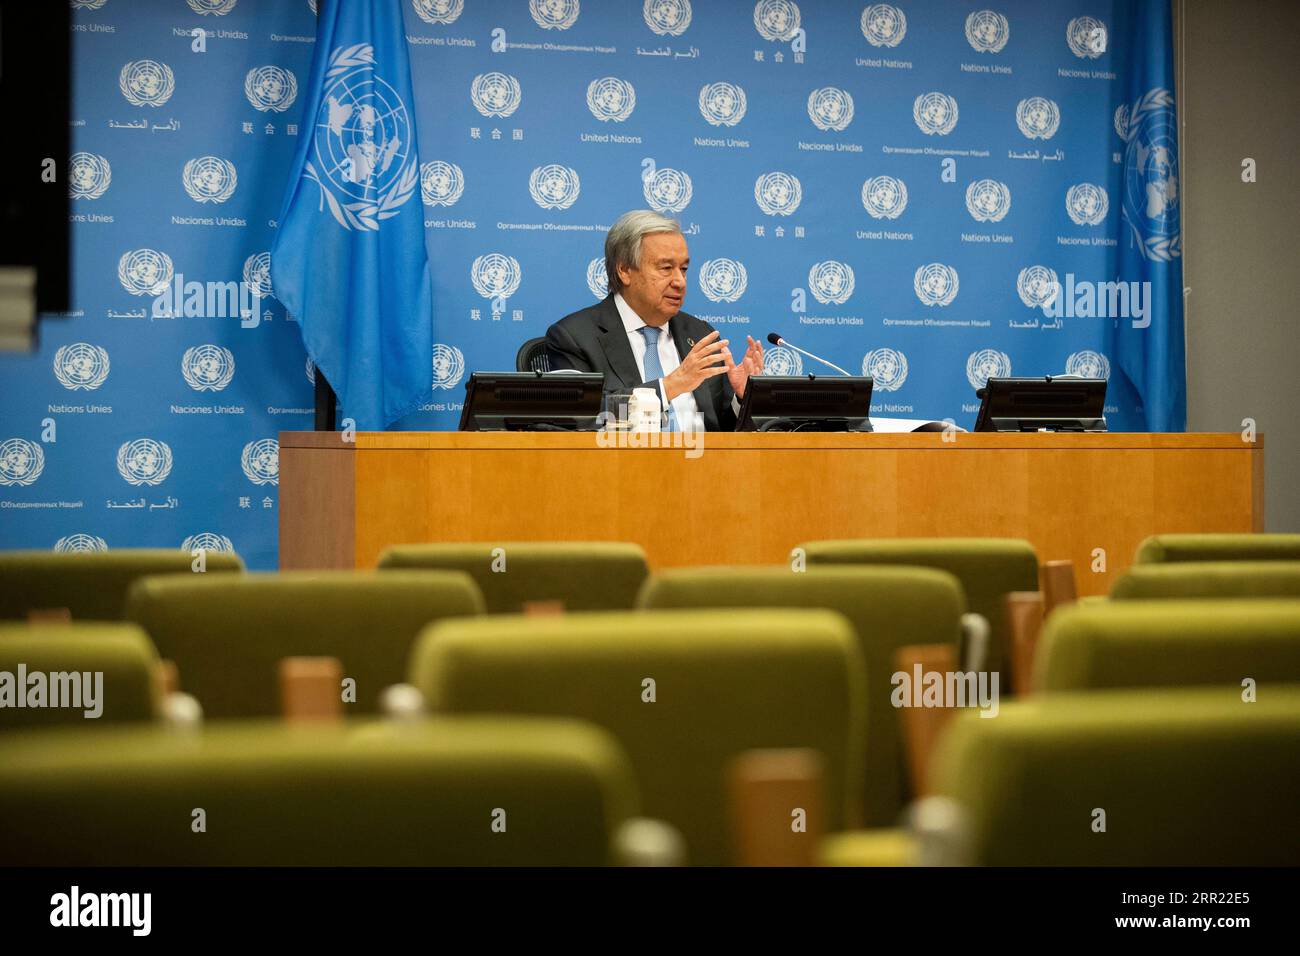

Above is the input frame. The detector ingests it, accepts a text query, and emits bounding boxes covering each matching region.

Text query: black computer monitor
[458,371,605,431]
[973,376,1108,432]
[735,375,874,432]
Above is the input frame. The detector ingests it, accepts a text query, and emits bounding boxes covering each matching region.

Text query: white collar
[614,293,668,337]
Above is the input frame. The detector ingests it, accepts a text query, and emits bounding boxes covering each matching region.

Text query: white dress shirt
[613,293,704,430]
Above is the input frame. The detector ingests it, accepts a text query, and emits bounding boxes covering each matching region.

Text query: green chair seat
[0,549,243,621]
[411,608,865,866]
[0,717,637,865]
[934,686,1300,865]
[378,542,649,613]
[0,623,160,729]
[1036,599,1300,691]
[126,570,482,718]
[1136,533,1300,564]
[638,565,965,827]
[1110,562,1300,600]
[799,538,1039,683]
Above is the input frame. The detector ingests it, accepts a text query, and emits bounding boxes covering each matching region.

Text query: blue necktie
[638,326,677,431]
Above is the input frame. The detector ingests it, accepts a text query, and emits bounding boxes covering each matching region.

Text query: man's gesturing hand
[664,330,729,401]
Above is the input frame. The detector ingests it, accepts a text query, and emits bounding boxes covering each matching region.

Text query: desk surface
[279,431,1264,597]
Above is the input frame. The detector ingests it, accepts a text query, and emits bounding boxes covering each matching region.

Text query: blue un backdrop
[0,0,1184,569]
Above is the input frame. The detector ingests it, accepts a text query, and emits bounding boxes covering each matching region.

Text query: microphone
[765,332,852,377]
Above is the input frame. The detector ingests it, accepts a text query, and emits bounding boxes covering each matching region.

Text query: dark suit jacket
[545,295,737,431]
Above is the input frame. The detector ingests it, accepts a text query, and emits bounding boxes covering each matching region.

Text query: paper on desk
[870,417,967,433]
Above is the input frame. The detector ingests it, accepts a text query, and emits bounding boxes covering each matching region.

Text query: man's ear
[616,263,634,289]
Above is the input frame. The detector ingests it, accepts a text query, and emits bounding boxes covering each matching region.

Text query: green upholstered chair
[1035,599,1300,692]
[930,687,1300,865]
[411,609,865,867]
[0,549,243,621]
[637,565,965,827]
[818,829,914,867]
[1110,562,1300,600]
[798,538,1039,685]
[0,623,161,730]
[377,542,649,614]
[1135,533,1300,564]
[0,717,637,865]
[126,570,483,718]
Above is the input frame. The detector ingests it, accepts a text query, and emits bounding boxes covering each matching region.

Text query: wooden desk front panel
[279,433,1263,598]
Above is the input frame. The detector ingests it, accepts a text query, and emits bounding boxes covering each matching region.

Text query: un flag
[272,0,432,429]
[1109,0,1186,431]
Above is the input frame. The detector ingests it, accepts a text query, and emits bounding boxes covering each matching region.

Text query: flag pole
[314,370,337,432]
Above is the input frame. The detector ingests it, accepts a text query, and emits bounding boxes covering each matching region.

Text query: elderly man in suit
[545,209,765,431]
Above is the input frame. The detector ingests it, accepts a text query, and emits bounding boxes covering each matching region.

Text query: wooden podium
[279,431,1264,597]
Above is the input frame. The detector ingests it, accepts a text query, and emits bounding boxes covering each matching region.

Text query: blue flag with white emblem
[271,0,431,430]
[1107,0,1186,431]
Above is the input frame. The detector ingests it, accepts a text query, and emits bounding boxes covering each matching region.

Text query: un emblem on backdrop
[862,175,908,220]
[913,93,958,136]
[966,350,1012,390]
[68,153,111,200]
[1066,16,1107,58]
[240,439,279,486]
[1117,88,1181,261]
[530,0,579,30]
[187,0,237,14]
[1016,97,1060,140]
[118,249,173,296]
[1016,266,1059,308]
[807,87,854,131]
[471,71,522,118]
[1066,183,1109,226]
[245,66,298,113]
[863,348,908,392]
[421,161,464,206]
[54,534,108,553]
[306,45,418,231]
[243,252,273,298]
[698,82,746,127]
[432,344,466,390]
[0,438,44,487]
[643,167,693,214]
[412,0,463,25]
[529,164,581,210]
[698,259,748,304]
[753,0,800,42]
[183,156,237,204]
[1066,350,1111,380]
[182,533,234,554]
[119,60,174,107]
[914,263,959,307]
[471,254,522,300]
[965,179,1011,223]
[117,439,173,487]
[861,4,906,47]
[53,343,110,391]
[182,345,236,392]
[70,0,108,10]
[965,10,1009,53]
[763,346,801,376]
[808,261,855,305]
[586,258,609,299]
[754,171,801,216]
[644,0,692,36]
[587,77,636,122]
